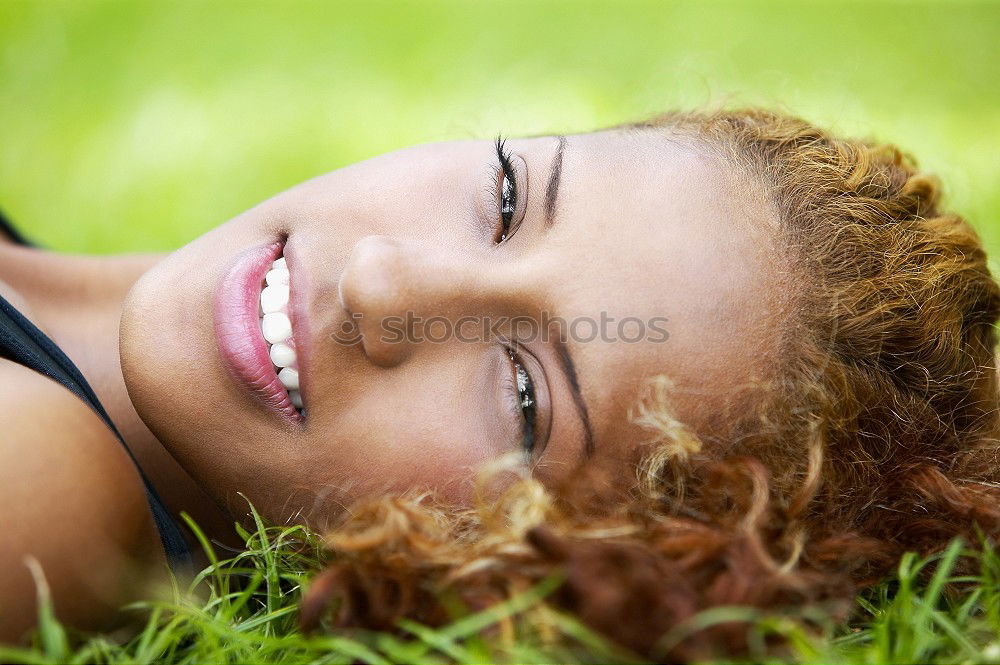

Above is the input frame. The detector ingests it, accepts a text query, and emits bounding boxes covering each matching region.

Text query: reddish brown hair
[299,108,1000,660]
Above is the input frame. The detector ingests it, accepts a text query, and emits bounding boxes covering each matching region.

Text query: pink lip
[214,240,302,423]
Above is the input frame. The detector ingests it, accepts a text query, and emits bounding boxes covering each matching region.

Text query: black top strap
[0,208,33,247]
[0,212,193,571]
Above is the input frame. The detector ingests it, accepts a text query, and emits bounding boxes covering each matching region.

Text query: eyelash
[492,135,519,243]
[489,138,539,460]
[503,344,538,460]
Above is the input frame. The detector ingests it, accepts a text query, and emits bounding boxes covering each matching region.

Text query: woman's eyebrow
[544,135,567,226]
[554,336,596,458]
[539,135,594,459]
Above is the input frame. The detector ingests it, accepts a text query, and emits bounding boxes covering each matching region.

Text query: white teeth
[278,367,299,390]
[270,343,296,368]
[265,268,290,287]
[259,252,304,415]
[260,284,290,314]
[261,312,292,344]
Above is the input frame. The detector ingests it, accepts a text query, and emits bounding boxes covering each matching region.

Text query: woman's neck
[0,242,237,547]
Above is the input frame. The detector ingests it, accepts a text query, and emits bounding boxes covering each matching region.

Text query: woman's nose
[337,235,492,367]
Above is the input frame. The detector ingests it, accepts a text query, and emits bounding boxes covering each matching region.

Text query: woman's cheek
[367,421,494,500]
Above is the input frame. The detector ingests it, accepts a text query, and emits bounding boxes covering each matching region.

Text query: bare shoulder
[0,358,168,644]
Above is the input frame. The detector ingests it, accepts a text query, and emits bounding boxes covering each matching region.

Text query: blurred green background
[1,0,998,260]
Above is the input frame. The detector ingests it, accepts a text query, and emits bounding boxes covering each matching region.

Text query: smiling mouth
[259,253,304,415]
[213,240,305,424]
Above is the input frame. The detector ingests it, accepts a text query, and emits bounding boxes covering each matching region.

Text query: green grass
[2,1,1000,662]
[4,506,1000,664]
[0,504,635,665]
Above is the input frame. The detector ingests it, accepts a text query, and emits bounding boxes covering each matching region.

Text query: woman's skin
[0,129,782,640]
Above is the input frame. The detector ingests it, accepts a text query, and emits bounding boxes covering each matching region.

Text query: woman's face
[121,129,779,526]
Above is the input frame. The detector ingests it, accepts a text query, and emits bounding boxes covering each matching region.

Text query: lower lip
[213,240,302,423]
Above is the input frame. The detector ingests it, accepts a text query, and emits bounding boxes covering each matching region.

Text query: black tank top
[0,210,193,571]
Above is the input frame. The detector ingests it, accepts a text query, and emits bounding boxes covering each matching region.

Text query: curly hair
[298,108,1000,661]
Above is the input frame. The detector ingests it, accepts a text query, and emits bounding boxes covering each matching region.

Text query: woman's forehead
[531,129,784,458]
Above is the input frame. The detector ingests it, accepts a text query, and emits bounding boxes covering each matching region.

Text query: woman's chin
[121,244,237,463]
[120,254,206,440]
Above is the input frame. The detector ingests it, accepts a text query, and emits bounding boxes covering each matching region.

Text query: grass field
[2,512,1000,664]
[2,1,1000,662]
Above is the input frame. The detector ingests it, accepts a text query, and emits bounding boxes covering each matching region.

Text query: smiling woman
[1,107,999,659]
[118,123,780,518]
